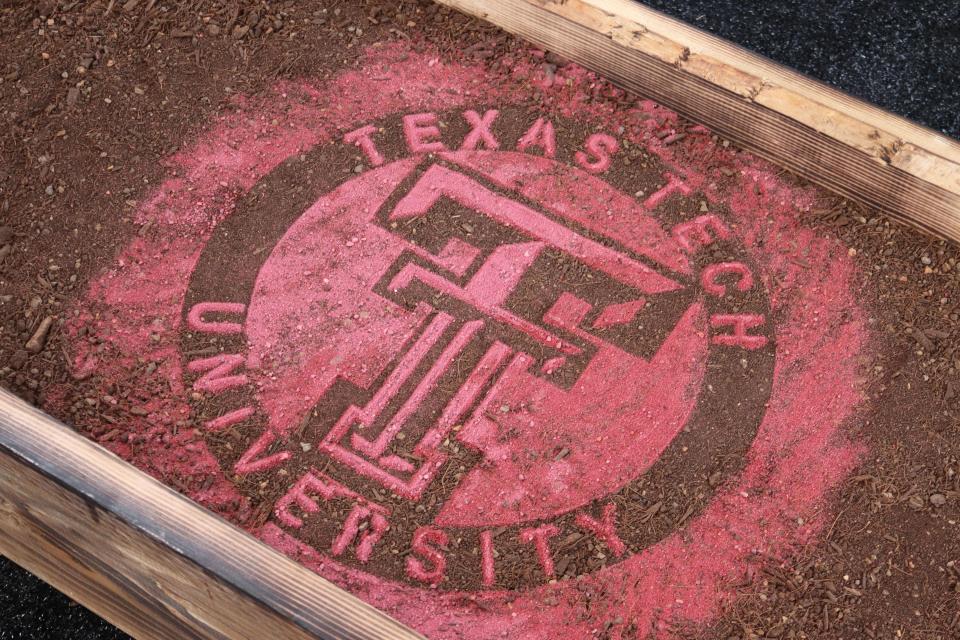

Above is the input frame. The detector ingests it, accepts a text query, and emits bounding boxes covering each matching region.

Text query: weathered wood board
[436,0,960,241]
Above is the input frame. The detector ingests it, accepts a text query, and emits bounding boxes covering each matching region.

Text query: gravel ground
[645,0,960,139]
[1,1,956,639]
[0,557,126,639]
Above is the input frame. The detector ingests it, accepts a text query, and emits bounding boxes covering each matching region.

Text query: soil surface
[1,2,958,639]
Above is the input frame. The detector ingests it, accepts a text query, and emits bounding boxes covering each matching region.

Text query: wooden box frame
[2,2,958,639]
[0,389,422,640]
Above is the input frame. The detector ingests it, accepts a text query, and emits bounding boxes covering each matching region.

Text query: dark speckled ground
[0,557,128,639]
[644,0,960,138]
[1,2,957,639]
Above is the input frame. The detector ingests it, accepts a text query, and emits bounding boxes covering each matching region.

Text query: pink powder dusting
[246,151,708,527]
[50,42,867,638]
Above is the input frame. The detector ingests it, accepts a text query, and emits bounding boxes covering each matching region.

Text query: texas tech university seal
[63,48,865,638]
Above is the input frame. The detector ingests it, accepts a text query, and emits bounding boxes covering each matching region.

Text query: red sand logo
[61,48,866,638]
[182,109,774,590]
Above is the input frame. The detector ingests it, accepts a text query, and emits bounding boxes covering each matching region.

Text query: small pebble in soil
[25,315,55,353]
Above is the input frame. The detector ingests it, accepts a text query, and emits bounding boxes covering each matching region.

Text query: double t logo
[317,159,693,502]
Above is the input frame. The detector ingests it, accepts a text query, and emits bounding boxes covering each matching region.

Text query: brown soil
[1,1,957,639]
[695,201,960,640]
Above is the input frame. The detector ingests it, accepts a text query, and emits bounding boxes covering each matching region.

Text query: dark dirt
[0,1,958,639]
[697,200,960,639]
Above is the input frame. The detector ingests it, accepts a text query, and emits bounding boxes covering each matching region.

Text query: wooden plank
[435,0,960,241]
[0,388,423,640]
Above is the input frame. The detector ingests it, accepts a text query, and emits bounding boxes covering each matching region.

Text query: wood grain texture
[435,0,960,241]
[0,388,423,640]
